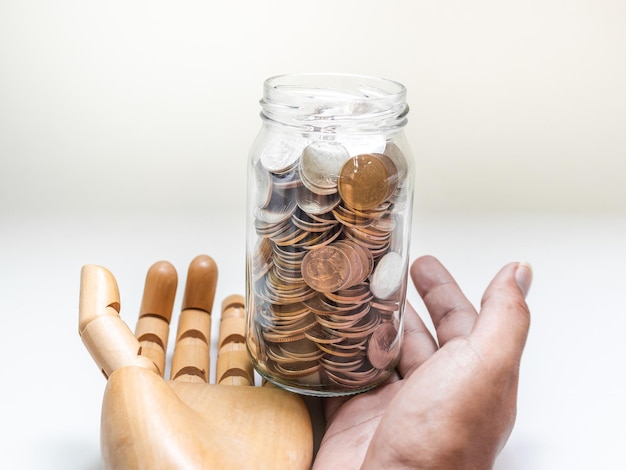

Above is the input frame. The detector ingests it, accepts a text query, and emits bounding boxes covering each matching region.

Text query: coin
[304,323,343,344]
[304,293,341,315]
[301,245,352,293]
[250,239,273,281]
[337,133,386,157]
[367,322,400,369]
[297,225,343,250]
[332,204,374,229]
[272,168,302,190]
[255,194,297,224]
[326,363,381,388]
[383,142,409,181]
[296,184,341,215]
[254,161,273,209]
[280,337,322,358]
[273,361,322,378]
[260,137,306,174]
[338,154,399,210]
[250,136,410,393]
[320,355,363,373]
[299,141,350,194]
[370,251,404,299]
[292,208,339,233]
[325,283,373,305]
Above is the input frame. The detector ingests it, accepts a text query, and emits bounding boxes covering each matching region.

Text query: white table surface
[1,210,625,469]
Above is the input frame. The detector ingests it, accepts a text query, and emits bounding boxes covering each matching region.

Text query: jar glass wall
[245,73,414,396]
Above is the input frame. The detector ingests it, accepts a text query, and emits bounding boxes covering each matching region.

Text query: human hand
[79,255,313,470]
[313,255,532,469]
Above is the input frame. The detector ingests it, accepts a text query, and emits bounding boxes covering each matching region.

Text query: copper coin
[367,322,400,369]
[338,154,398,210]
[370,299,400,314]
[273,362,322,378]
[304,293,340,316]
[280,338,322,358]
[298,225,343,250]
[262,330,307,343]
[292,209,339,233]
[301,245,352,292]
[325,283,373,305]
[332,204,374,229]
[270,302,309,318]
[326,366,381,388]
[320,355,363,373]
[304,324,343,344]
[317,342,363,358]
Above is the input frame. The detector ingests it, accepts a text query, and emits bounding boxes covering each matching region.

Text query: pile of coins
[248,140,409,392]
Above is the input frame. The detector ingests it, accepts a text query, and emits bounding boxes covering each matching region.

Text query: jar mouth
[261,73,408,132]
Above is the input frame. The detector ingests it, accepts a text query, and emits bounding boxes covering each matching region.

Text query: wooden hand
[79,255,313,469]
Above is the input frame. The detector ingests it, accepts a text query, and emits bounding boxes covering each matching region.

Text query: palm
[314,379,403,468]
[79,256,313,470]
[101,367,311,469]
[315,256,531,469]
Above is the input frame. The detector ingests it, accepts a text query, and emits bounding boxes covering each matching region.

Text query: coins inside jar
[250,142,408,392]
[338,153,399,211]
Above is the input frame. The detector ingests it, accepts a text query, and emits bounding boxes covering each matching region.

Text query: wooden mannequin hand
[79,255,313,470]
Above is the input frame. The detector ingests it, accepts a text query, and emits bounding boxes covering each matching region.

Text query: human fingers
[134,261,178,376]
[395,301,438,379]
[170,255,218,383]
[410,255,478,345]
[215,294,255,386]
[472,262,532,363]
[323,303,436,420]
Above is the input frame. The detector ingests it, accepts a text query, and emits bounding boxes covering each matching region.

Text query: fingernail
[515,262,533,298]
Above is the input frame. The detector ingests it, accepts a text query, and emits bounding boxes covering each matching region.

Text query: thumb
[472,262,532,362]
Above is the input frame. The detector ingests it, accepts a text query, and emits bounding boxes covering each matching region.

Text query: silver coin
[299,141,349,194]
[337,133,386,157]
[383,141,409,181]
[296,184,341,215]
[369,251,404,299]
[254,195,297,224]
[260,137,306,174]
[254,161,273,208]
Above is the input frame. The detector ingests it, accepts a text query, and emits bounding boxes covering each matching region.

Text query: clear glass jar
[245,73,414,396]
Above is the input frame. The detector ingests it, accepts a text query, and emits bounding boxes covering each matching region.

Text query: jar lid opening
[265,73,405,101]
[261,73,408,132]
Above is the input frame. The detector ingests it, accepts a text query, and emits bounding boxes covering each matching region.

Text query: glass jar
[245,73,414,396]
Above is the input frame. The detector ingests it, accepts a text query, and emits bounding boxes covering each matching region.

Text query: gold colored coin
[338,154,399,210]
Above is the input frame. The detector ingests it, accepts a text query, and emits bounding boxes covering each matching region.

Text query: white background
[1,1,625,469]
[2,0,625,214]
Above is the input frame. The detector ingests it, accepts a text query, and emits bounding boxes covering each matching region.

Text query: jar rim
[261,73,408,132]
[263,72,406,105]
